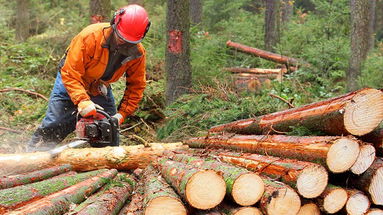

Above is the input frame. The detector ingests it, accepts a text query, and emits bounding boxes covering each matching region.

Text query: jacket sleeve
[60,34,93,105]
[118,53,147,118]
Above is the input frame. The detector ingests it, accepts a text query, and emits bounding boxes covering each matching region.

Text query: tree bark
[209,88,383,136]
[362,126,383,156]
[264,0,280,52]
[190,0,202,25]
[164,152,264,206]
[0,143,188,175]
[185,135,360,173]
[165,0,192,105]
[212,151,328,198]
[0,164,71,189]
[15,0,30,41]
[89,0,111,23]
[156,158,226,210]
[6,169,117,215]
[316,185,347,214]
[224,67,286,75]
[368,0,376,50]
[118,177,145,215]
[0,169,108,213]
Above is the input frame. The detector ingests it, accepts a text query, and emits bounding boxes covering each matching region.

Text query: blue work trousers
[29,72,117,146]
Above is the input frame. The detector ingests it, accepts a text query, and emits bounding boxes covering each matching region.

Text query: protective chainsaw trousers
[28,72,117,147]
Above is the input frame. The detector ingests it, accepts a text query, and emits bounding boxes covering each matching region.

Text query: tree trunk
[0,164,71,189]
[259,176,301,215]
[165,0,192,105]
[7,169,117,215]
[0,169,108,213]
[264,0,280,52]
[143,165,187,215]
[89,0,111,23]
[213,151,328,198]
[0,143,188,175]
[368,0,376,50]
[15,0,30,41]
[190,0,202,25]
[157,158,226,210]
[347,0,372,91]
[164,152,264,206]
[281,0,293,25]
[209,88,383,136]
[297,203,320,215]
[118,177,145,215]
[316,185,348,214]
[185,135,360,173]
[344,189,371,215]
[224,67,287,75]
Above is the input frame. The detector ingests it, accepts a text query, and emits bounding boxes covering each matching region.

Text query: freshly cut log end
[232,173,264,206]
[297,203,320,215]
[326,138,360,173]
[233,207,262,215]
[296,165,328,198]
[344,88,383,136]
[266,187,301,215]
[366,208,383,215]
[186,170,226,210]
[323,188,348,214]
[351,144,376,175]
[369,166,383,205]
[346,191,370,215]
[145,196,187,215]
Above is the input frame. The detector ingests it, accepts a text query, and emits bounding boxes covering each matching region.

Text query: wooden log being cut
[260,176,301,215]
[0,143,188,175]
[366,208,383,215]
[317,185,348,214]
[75,173,136,215]
[4,169,117,215]
[345,189,370,215]
[0,164,71,189]
[164,152,264,206]
[0,169,107,213]
[157,158,226,210]
[213,151,328,198]
[185,135,360,173]
[350,144,376,175]
[209,88,383,136]
[143,166,187,215]
[297,203,320,215]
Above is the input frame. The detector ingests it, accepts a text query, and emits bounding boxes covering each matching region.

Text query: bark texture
[190,0,202,24]
[89,0,111,23]
[15,0,30,41]
[264,0,280,52]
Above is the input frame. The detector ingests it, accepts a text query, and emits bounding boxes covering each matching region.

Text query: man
[27,4,150,151]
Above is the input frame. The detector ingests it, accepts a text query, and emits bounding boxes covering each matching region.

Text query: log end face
[346,192,370,215]
[344,88,383,136]
[234,207,263,215]
[297,165,328,198]
[327,138,360,173]
[232,173,265,206]
[369,167,383,205]
[185,170,226,210]
[297,203,321,215]
[145,196,187,215]
[366,208,383,215]
[267,187,301,215]
[350,144,376,175]
[323,188,348,214]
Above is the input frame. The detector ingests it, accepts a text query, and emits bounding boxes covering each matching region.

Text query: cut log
[143,165,187,215]
[157,158,226,210]
[228,207,262,215]
[297,203,320,215]
[226,40,301,67]
[350,144,376,175]
[366,208,383,215]
[362,127,383,155]
[4,169,117,215]
[0,164,71,189]
[224,67,286,75]
[75,173,136,215]
[0,143,188,175]
[164,152,264,206]
[345,189,370,215]
[212,151,328,198]
[118,177,145,215]
[317,185,347,214]
[185,135,360,173]
[0,169,107,213]
[209,88,383,136]
[260,176,301,215]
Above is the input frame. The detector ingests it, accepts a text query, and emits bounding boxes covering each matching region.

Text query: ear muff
[142,21,151,38]
[110,9,126,26]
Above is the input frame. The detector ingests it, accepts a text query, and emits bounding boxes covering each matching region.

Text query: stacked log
[317,185,348,214]
[344,189,370,215]
[297,202,320,215]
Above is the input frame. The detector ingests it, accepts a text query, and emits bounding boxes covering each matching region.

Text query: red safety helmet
[111,4,150,44]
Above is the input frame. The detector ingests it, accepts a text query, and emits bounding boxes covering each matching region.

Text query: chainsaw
[49,109,119,157]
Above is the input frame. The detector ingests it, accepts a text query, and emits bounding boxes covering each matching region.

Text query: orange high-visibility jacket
[61,23,146,119]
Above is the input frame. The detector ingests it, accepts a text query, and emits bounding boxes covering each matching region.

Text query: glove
[112,113,124,125]
[77,100,103,117]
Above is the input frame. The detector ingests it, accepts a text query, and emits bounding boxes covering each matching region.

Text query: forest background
[1,0,383,152]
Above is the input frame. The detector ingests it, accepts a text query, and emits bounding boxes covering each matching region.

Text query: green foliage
[359,49,383,89]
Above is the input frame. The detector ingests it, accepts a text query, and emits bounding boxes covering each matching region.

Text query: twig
[268,93,295,108]
[120,122,143,133]
[0,88,48,101]
[0,126,22,134]
[126,134,150,147]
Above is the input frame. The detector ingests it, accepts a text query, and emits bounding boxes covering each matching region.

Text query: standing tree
[190,0,203,25]
[15,0,30,41]
[165,0,192,105]
[347,0,374,91]
[368,0,376,50]
[264,0,280,52]
[89,0,111,24]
